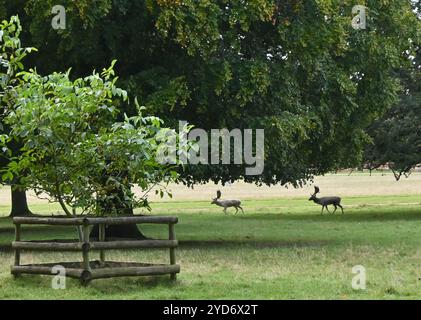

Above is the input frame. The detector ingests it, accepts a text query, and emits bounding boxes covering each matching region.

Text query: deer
[309,186,344,215]
[211,190,244,215]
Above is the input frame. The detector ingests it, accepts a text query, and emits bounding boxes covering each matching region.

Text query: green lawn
[0,195,420,299]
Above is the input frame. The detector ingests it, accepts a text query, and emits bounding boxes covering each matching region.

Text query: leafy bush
[1,16,191,217]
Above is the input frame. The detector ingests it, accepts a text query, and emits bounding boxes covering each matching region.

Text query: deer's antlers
[313,186,320,195]
[216,190,222,199]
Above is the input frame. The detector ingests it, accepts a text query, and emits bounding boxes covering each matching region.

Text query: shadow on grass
[0,225,60,234]
[179,239,333,249]
[89,275,178,291]
[0,244,11,251]
[239,210,421,223]
[0,239,334,253]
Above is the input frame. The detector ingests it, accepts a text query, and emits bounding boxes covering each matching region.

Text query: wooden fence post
[99,223,105,264]
[82,223,91,272]
[169,223,176,280]
[14,223,21,268]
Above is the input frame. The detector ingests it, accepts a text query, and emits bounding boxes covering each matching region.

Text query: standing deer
[309,186,344,214]
[211,190,244,214]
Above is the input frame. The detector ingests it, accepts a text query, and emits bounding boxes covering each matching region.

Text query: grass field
[0,172,420,299]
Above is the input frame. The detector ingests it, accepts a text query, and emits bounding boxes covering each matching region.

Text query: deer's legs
[333,205,337,214]
[238,206,244,214]
[321,206,324,215]
[235,207,238,214]
[223,207,227,215]
[338,204,344,214]
[325,205,331,214]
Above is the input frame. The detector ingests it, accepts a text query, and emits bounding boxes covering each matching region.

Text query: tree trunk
[9,188,33,217]
[90,172,147,240]
[90,215,148,240]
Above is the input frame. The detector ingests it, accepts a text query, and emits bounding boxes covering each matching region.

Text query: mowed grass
[0,192,420,299]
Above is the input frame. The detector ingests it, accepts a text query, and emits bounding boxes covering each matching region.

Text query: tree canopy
[364,96,421,180]
[1,16,191,217]
[0,14,39,216]
[363,34,421,180]
[1,0,420,186]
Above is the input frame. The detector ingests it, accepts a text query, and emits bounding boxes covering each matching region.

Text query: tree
[1,58,191,239]
[363,7,421,181]
[0,15,37,216]
[7,0,418,188]
[364,98,421,180]
[364,65,421,180]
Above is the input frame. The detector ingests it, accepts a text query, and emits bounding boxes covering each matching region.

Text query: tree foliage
[1,16,191,217]
[2,1,420,187]
[363,32,421,180]
[2,64,190,216]
[0,15,37,141]
[364,96,421,180]
[0,15,38,216]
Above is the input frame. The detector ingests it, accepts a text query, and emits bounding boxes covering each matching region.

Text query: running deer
[309,186,344,214]
[211,190,244,214]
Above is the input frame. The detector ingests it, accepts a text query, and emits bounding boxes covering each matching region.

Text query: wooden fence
[11,216,179,285]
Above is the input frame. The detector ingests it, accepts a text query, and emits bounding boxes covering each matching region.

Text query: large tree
[2,1,420,187]
[363,30,421,180]
[364,95,421,180]
[0,15,37,216]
